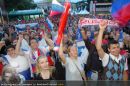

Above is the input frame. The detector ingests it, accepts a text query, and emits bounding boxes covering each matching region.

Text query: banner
[15,23,38,32]
[79,18,118,27]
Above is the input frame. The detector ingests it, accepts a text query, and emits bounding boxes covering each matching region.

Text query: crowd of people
[0,14,130,84]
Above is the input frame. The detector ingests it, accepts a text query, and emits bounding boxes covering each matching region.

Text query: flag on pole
[54,1,71,51]
[75,26,86,57]
[89,31,94,42]
[118,30,124,48]
[118,30,124,42]
[111,0,130,25]
[45,17,54,31]
[55,1,71,46]
[76,27,83,42]
[50,0,64,17]
[52,0,64,12]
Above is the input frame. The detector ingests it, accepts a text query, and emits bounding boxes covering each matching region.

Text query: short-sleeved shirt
[65,48,89,80]
[5,55,30,72]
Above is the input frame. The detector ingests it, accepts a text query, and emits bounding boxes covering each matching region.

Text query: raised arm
[96,20,107,59]
[58,40,66,64]
[15,34,23,55]
[42,32,54,50]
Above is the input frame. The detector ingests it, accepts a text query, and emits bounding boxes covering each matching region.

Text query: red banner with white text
[79,18,118,27]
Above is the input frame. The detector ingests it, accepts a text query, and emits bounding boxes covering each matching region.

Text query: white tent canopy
[71,10,89,15]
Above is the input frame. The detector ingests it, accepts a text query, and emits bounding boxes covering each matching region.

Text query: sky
[33,0,42,3]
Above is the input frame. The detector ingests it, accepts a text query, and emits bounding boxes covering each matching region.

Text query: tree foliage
[4,0,37,11]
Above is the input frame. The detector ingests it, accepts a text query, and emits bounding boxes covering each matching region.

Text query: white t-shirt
[5,55,30,73]
[100,53,128,71]
[65,48,89,80]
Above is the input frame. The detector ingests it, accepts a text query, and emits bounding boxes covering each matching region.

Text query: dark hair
[108,40,119,49]
[6,45,15,52]
[103,32,109,39]
[11,26,15,31]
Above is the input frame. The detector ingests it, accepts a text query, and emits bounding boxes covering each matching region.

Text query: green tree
[4,0,37,11]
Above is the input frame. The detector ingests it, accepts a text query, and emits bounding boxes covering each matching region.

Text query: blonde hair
[36,56,46,74]
[36,56,55,74]
[2,65,21,83]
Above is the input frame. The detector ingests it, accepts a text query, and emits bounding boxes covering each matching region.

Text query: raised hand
[96,20,108,59]
[18,34,23,42]
[99,20,108,31]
